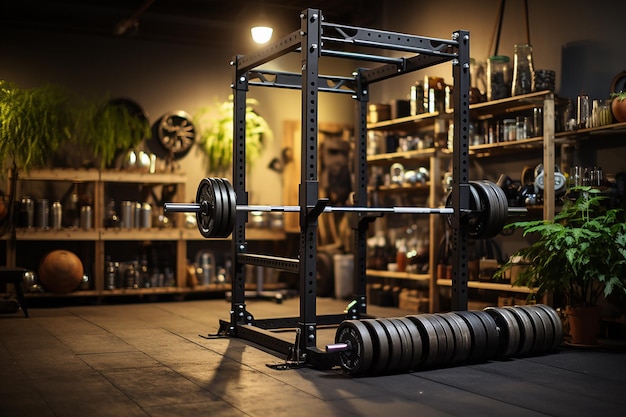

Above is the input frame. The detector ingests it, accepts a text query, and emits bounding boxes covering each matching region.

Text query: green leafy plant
[495,187,626,307]
[0,80,74,172]
[74,97,151,167]
[194,96,272,174]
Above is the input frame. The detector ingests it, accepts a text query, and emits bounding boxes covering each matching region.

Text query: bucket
[333,254,354,299]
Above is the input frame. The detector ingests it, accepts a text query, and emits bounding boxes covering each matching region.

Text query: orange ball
[38,250,84,293]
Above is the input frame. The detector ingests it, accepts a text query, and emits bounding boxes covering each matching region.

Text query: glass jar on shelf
[512,44,534,96]
[487,55,511,101]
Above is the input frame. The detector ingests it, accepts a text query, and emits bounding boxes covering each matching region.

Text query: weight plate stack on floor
[484,306,521,358]
[396,317,424,371]
[407,314,440,369]
[534,304,564,351]
[361,319,391,374]
[439,312,472,365]
[428,314,456,367]
[376,318,404,373]
[515,305,549,355]
[453,310,491,363]
[470,310,501,360]
[503,306,535,356]
[335,320,374,376]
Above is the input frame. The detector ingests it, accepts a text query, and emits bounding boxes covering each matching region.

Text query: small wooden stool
[0,267,29,318]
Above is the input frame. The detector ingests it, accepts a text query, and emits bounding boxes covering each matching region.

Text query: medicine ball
[38,250,84,293]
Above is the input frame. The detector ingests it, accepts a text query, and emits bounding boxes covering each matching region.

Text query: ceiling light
[251,26,273,44]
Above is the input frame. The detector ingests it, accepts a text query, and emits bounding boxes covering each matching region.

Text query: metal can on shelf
[141,203,152,228]
[19,196,34,228]
[121,201,133,228]
[35,198,49,229]
[51,201,62,229]
[80,205,92,230]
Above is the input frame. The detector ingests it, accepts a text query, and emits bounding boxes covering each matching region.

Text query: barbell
[164,177,525,239]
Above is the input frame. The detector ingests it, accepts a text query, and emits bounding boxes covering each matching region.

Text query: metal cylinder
[51,201,63,229]
[141,203,152,228]
[121,201,133,229]
[80,206,92,230]
[35,199,49,229]
[134,202,142,229]
[19,196,34,228]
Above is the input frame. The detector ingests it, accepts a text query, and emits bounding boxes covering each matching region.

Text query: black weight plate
[504,306,534,356]
[516,305,549,354]
[454,310,489,363]
[335,320,374,376]
[445,180,481,229]
[396,317,423,371]
[484,307,521,358]
[471,310,500,360]
[362,319,390,374]
[219,178,237,237]
[389,318,413,372]
[483,180,508,238]
[377,319,403,373]
[196,178,216,238]
[470,181,500,239]
[428,314,455,366]
[209,178,229,238]
[406,314,439,369]
[534,304,564,351]
[440,312,472,365]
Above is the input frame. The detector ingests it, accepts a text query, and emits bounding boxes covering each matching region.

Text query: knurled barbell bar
[164,177,526,238]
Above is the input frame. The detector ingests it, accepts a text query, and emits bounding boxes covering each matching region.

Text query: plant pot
[566,305,602,346]
[610,98,626,123]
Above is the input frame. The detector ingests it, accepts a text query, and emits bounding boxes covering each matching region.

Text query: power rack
[219,8,470,369]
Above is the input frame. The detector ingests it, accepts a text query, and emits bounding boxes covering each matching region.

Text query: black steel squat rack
[219,8,471,369]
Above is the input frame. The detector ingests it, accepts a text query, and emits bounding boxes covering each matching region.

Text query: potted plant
[194,96,272,175]
[495,186,626,345]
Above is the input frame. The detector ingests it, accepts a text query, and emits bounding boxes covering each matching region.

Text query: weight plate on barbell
[471,310,500,360]
[483,180,508,238]
[453,310,489,363]
[469,181,503,239]
[504,306,535,356]
[516,305,549,354]
[196,178,217,238]
[362,319,391,374]
[534,304,564,351]
[389,318,414,372]
[210,178,232,238]
[335,320,374,376]
[439,312,472,365]
[218,178,237,237]
[406,314,440,369]
[396,317,423,371]
[376,318,403,373]
[484,306,521,358]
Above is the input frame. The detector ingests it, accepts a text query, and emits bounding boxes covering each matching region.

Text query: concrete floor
[1,297,625,417]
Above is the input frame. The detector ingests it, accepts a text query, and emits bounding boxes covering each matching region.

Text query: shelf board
[469,136,543,157]
[555,121,626,141]
[100,228,181,241]
[181,227,286,241]
[23,284,231,298]
[367,269,430,281]
[369,182,431,194]
[100,170,186,184]
[436,279,538,294]
[367,111,441,131]
[367,147,439,163]
[11,228,100,241]
[469,90,553,118]
[13,168,100,182]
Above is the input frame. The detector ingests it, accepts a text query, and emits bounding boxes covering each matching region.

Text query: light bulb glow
[251,26,273,44]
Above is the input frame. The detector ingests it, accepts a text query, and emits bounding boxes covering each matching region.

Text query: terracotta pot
[566,305,601,345]
[611,97,626,123]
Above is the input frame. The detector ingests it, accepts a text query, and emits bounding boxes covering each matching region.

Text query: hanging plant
[194,96,272,174]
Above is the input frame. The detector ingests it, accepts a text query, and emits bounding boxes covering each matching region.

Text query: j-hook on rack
[167,8,472,369]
